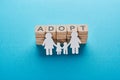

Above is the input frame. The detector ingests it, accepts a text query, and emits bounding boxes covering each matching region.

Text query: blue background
[0,0,120,80]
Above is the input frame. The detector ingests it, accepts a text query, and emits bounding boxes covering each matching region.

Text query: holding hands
[42,31,81,55]
[56,42,69,55]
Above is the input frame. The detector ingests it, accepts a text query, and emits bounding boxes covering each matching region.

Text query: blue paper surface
[0,0,120,80]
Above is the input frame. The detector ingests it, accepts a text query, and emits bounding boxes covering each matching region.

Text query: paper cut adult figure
[42,33,56,55]
[62,42,68,55]
[68,31,81,54]
[56,42,62,55]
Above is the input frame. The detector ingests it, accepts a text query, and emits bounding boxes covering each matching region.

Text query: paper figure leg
[76,48,79,54]
[59,52,61,55]
[64,49,68,55]
[57,52,59,55]
[63,50,66,54]
[57,52,61,55]
[50,49,52,55]
[72,48,75,54]
[46,49,49,55]
[66,49,68,55]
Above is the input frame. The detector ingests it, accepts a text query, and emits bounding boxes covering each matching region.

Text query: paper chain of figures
[35,24,88,55]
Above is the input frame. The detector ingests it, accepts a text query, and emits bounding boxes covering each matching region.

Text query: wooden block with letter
[57,25,67,35]
[66,24,77,42]
[35,25,46,38]
[46,25,57,39]
[57,25,67,40]
[77,24,88,35]
[77,24,88,44]
[67,24,77,35]
[35,24,88,45]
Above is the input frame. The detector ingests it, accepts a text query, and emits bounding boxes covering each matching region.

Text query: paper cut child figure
[56,42,62,55]
[68,31,81,54]
[42,33,56,55]
[62,42,68,55]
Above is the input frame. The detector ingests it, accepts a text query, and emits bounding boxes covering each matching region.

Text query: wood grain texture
[35,25,46,38]
[35,24,88,45]
[77,24,88,35]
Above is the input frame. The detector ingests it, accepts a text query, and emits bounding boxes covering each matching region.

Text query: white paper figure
[42,33,56,55]
[68,31,81,54]
[56,42,62,55]
[62,42,68,55]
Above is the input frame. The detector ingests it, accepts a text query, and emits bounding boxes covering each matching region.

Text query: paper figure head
[45,33,52,38]
[71,31,78,37]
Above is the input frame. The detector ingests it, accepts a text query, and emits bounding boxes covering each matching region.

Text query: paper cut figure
[56,42,62,55]
[62,42,68,55]
[42,33,56,55]
[42,31,81,55]
[68,31,81,54]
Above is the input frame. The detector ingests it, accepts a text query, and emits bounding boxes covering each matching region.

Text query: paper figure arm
[52,40,57,47]
[53,43,57,47]
[78,38,82,44]
[67,40,71,47]
[42,39,46,46]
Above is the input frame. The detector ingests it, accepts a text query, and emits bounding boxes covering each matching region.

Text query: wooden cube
[66,35,71,40]
[53,39,57,44]
[35,25,46,38]
[79,37,87,42]
[67,39,70,43]
[78,35,88,39]
[57,39,66,43]
[67,24,77,35]
[81,38,87,42]
[81,41,87,44]
[57,25,67,35]
[57,35,66,40]
[77,24,88,35]
[35,24,88,44]
[46,25,57,39]
[36,38,44,45]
